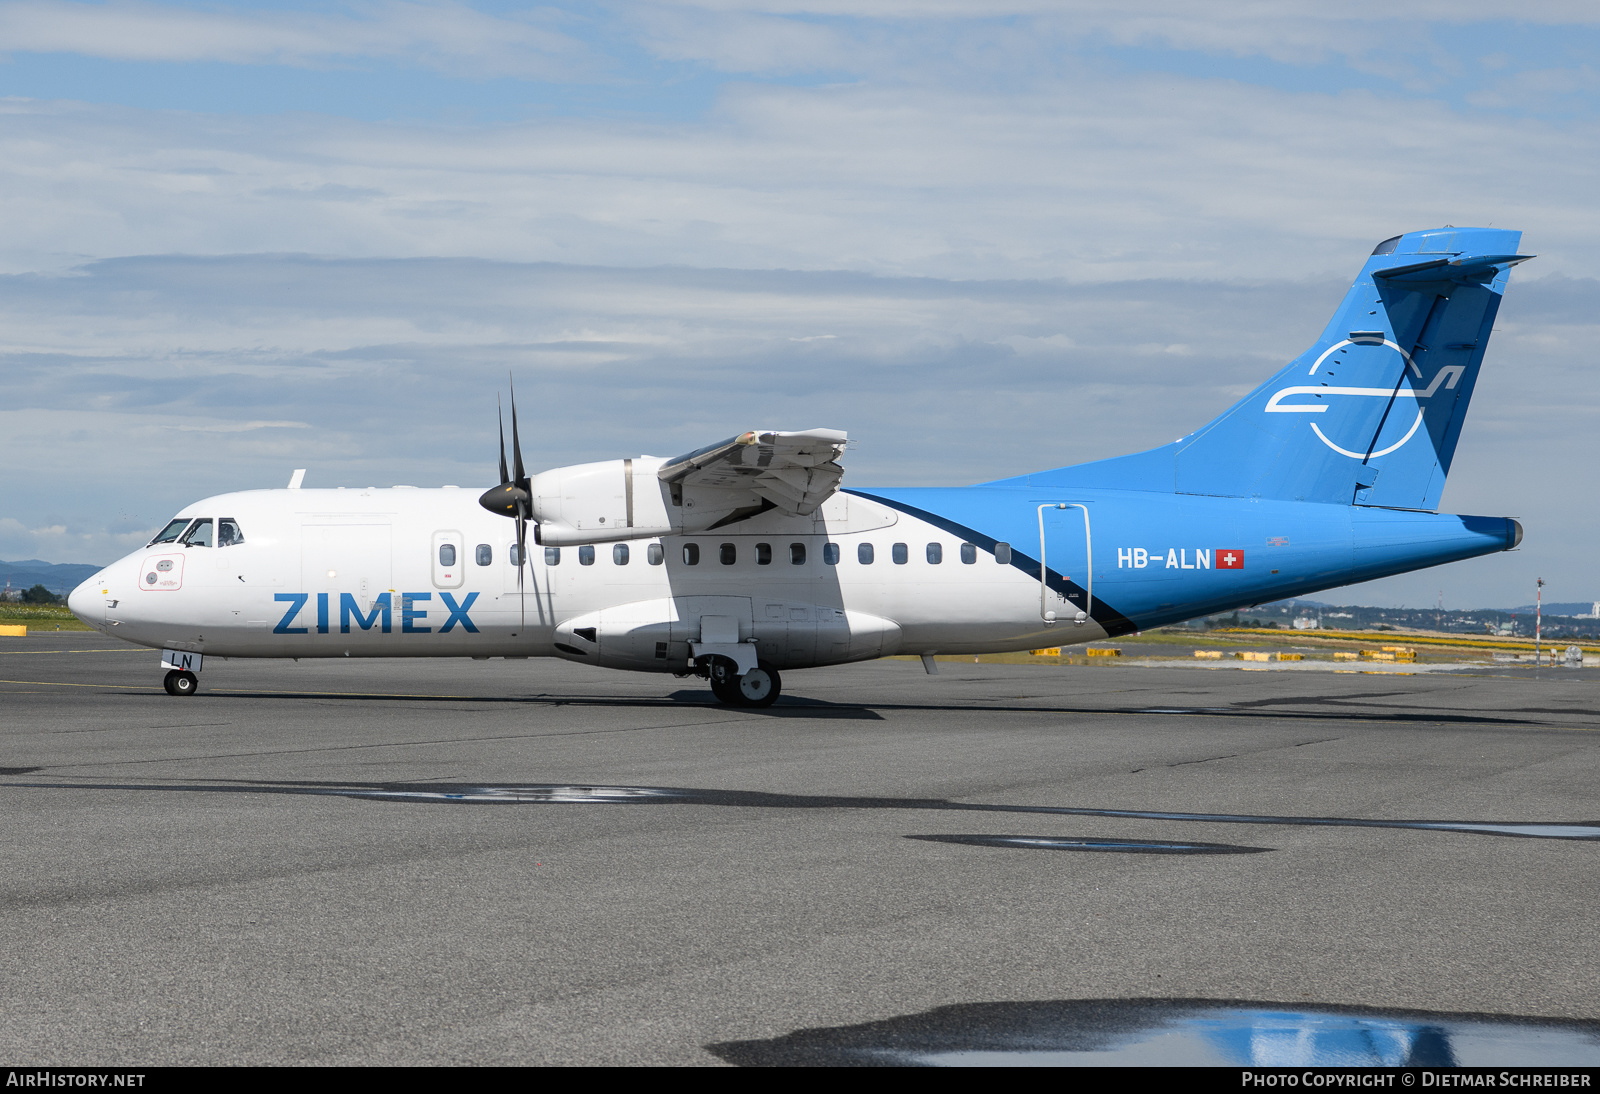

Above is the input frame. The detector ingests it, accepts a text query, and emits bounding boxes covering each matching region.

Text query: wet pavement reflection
[7,779,1599,842]
[906,834,1270,854]
[709,1000,1600,1066]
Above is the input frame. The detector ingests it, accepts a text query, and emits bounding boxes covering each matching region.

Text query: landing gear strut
[706,658,782,708]
[163,669,198,696]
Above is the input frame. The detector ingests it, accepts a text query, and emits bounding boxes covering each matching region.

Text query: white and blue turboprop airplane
[70,227,1530,705]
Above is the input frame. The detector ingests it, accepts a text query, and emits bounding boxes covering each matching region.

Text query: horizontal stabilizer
[1375,253,1534,284]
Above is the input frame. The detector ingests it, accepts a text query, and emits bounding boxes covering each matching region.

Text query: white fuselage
[73,487,1103,672]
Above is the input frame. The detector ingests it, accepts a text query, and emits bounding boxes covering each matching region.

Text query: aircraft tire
[170,670,198,697]
[707,658,742,705]
[162,670,178,695]
[736,663,781,708]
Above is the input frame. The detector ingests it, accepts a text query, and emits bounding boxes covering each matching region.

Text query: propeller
[479,381,533,630]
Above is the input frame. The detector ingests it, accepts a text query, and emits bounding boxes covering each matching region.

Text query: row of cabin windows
[816,542,1011,566]
[436,543,660,568]
[494,540,1013,567]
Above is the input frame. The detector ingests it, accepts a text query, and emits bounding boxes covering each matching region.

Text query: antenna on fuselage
[287,469,306,490]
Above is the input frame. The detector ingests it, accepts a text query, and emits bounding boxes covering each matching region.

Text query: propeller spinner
[478,385,533,629]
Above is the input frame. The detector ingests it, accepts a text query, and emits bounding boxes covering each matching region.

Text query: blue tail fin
[1172,227,1529,509]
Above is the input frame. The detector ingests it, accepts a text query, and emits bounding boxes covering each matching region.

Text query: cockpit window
[218,518,244,547]
[150,518,191,545]
[180,519,214,547]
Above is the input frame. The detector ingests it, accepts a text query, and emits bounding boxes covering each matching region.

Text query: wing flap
[659,428,847,517]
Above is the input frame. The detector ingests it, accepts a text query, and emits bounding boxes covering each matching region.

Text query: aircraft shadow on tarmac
[103,686,889,719]
[4,778,1598,843]
[88,682,1593,729]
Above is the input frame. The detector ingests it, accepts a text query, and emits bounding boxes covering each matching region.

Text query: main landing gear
[163,669,198,696]
[706,658,782,708]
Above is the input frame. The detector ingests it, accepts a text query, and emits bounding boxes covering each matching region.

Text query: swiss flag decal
[1215,549,1244,569]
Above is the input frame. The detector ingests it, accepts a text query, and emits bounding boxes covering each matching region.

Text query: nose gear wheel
[163,670,198,696]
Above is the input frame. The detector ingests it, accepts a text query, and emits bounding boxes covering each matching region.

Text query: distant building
[1292,616,1319,630]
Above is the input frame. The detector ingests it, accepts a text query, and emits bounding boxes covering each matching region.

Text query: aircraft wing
[657,429,847,516]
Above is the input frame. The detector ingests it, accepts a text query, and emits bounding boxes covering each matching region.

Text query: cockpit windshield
[218,518,244,547]
[180,519,214,548]
[149,518,192,545]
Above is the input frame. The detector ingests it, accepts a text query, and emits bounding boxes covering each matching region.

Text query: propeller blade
[497,395,509,486]
[509,375,527,486]
[479,387,529,516]
[515,503,527,631]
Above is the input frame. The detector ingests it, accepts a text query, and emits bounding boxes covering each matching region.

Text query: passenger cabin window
[683,543,700,565]
[218,519,245,547]
[181,519,214,548]
[438,542,456,567]
[891,542,908,565]
[613,543,629,565]
[543,546,560,566]
[858,543,874,565]
[648,544,664,566]
[790,543,806,565]
[823,543,840,565]
[150,518,191,545]
[995,542,1012,565]
[720,543,736,565]
[475,544,492,566]
[926,542,942,564]
[579,545,595,566]
[510,544,522,566]
[756,543,772,565]
[960,542,977,564]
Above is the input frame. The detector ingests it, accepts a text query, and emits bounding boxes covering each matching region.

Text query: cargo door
[1039,503,1093,621]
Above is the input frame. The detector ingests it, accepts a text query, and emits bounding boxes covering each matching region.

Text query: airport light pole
[1536,578,1544,667]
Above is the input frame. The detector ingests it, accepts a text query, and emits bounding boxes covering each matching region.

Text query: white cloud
[644,1,1600,26]
[168,419,311,432]
[1,74,1598,283]
[1467,65,1600,112]
[0,514,148,565]
[0,1,594,78]
[629,1,1600,77]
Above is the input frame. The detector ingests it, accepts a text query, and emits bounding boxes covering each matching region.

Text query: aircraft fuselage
[74,483,1517,671]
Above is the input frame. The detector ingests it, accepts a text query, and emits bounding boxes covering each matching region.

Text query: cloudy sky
[3,1,1597,609]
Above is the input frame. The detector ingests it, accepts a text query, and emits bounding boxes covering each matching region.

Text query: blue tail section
[1014,228,1530,510]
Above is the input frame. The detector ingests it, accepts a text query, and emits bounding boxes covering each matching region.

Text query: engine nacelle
[531,458,673,546]
[531,456,804,546]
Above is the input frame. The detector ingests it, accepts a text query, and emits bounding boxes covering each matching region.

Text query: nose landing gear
[706,657,782,708]
[163,670,199,696]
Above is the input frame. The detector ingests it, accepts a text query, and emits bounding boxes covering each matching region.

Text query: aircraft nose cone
[479,483,529,516]
[67,577,101,628]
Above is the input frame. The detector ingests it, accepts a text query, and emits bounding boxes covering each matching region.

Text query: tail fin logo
[1262,338,1463,460]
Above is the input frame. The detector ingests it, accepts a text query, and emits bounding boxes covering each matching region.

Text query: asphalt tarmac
[2,633,1597,1065]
